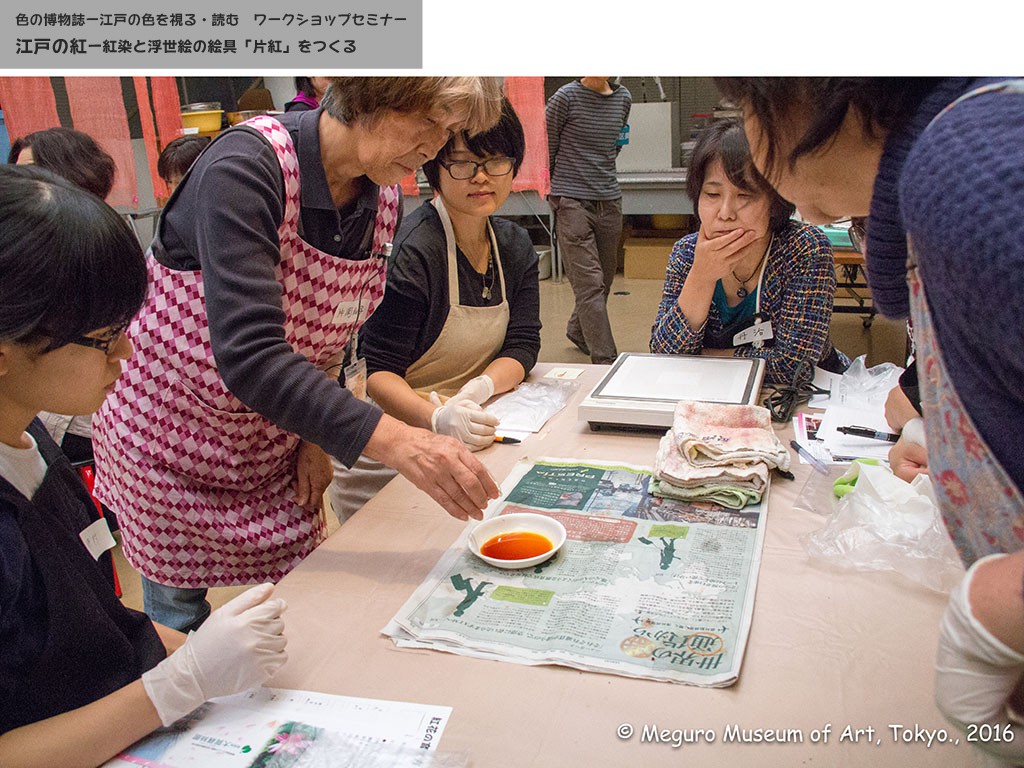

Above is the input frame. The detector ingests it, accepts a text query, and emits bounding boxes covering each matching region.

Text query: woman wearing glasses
[650,118,848,385]
[92,78,504,633]
[0,166,288,766]
[330,98,540,522]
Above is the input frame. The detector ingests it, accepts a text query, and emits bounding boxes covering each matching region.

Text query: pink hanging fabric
[0,77,61,145]
[149,76,184,151]
[133,77,169,204]
[401,172,420,196]
[64,77,137,208]
[504,77,550,198]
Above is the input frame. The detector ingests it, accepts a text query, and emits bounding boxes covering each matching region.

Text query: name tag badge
[733,319,774,348]
[80,517,116,561]
[343,356,368,401]
[332,299,362,326]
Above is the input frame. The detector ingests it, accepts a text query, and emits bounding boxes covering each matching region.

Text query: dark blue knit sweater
[890,79,1024,486]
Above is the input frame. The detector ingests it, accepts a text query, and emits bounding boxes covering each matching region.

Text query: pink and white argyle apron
[908,79,1024,566]
[92,115,399,587]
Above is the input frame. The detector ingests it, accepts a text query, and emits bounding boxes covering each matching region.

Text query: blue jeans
[141,577,211,633]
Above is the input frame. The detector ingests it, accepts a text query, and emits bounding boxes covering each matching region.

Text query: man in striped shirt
[546,77,632,365]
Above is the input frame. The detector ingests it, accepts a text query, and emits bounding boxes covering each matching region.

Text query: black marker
[837,425,899,443]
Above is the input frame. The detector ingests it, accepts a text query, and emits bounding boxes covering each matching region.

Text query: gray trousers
[552,196,622,364]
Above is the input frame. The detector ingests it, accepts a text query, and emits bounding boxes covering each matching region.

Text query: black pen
[789,439,830,475]
[837,425,900,443]
[493,436,521,445]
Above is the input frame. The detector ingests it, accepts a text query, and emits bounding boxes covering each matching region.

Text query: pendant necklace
[731,237,771,299]
[481,250,495,300]
[458,229,494,300]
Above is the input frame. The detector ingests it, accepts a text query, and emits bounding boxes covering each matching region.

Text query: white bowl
[469,512,567,570]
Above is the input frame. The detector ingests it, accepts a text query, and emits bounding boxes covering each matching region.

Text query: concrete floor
[115,268,907,614]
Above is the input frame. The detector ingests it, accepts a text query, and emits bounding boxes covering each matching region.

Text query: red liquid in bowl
[480,531,553,560]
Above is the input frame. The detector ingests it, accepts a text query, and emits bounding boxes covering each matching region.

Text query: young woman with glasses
[0,166,287,767]
[329,98,541,522]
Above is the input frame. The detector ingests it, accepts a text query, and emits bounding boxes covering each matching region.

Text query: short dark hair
[422,97,527,191]
[712,77,940,182]
[686,117,795,233]
[294,76,316,98]
[0,165,148,349]
[7,126,117,200]
[157,135,210,184]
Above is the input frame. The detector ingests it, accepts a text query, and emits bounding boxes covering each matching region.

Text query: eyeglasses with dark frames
[70,320,130,355]
[439,156,514,180]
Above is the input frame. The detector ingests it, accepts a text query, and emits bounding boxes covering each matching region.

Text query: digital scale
[578,353,766,432]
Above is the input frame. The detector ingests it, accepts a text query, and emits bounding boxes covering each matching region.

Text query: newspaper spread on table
[383,457,768,687]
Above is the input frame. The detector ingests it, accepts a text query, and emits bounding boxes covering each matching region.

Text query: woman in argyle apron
[93,78,503,631]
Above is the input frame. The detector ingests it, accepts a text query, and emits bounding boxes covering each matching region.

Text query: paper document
[816,404,894,462]
[105,688,452,768]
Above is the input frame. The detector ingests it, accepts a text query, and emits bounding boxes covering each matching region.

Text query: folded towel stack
[652,400,790,509]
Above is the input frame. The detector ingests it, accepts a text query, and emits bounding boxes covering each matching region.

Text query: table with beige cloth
[269,364,979,768]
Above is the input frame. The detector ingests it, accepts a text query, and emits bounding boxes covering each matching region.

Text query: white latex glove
[448,374,495,406]
[901,416,927,448]
[936,554,1024,763]
[142,583,288,726]
[429,391,499,451]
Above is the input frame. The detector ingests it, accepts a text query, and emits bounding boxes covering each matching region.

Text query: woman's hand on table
[936,553,1024,762]
[884,385,920,432]
[293,440,332,509]
[448,374,495,406]
[364,414,500,521]
[429,391,499,451]
[142,584,288,726]
[889,437,928,482]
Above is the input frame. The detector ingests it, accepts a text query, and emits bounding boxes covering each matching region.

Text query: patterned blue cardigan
[649,220,846,385]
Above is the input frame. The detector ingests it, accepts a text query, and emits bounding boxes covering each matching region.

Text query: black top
[284,98,316,113]
[362,203,542,378]
[153,108,402,467]
[0,421,165,734]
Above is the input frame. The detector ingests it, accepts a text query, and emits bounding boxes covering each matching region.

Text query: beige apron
[405,197,510,396]
[329,197,511,521]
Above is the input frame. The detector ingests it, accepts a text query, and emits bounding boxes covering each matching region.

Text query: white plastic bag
[832,354,904,409]
[800,462,964,592]
[486,378,580,433]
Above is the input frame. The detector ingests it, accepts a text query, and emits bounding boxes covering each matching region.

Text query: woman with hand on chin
[650,118,848,384]
[330,98,541,522]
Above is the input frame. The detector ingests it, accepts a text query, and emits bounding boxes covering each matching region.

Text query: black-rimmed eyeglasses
[439,157,514,180]
[71,321,129,355]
